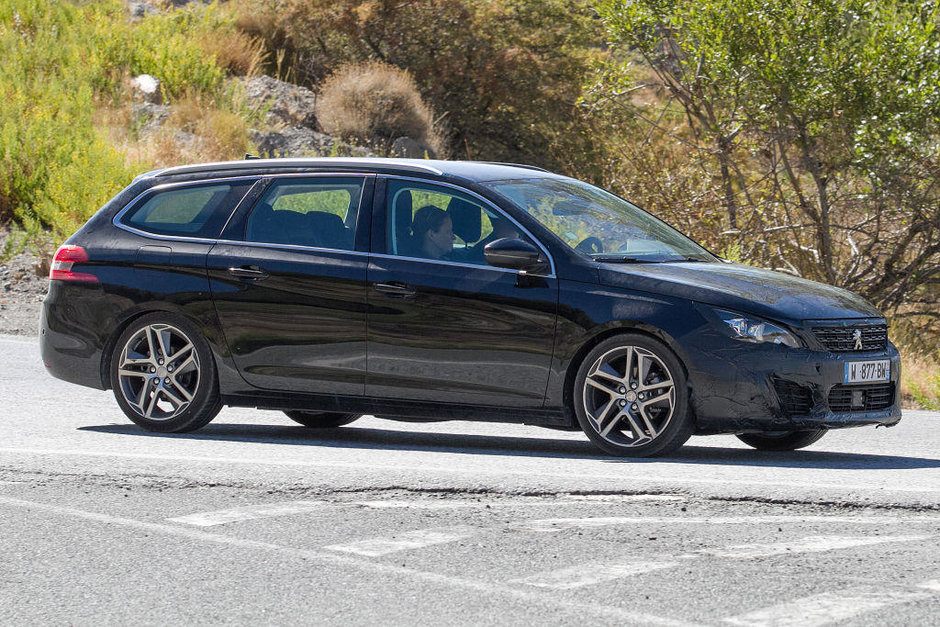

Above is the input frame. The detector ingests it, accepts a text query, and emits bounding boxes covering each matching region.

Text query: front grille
[812,324,887,352]
[773,379,813,415]
[828,383,895,412]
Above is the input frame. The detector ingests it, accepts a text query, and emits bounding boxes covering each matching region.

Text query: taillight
[50,245,98,283]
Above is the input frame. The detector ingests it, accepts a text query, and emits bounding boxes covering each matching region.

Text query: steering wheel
[574,236,604,255]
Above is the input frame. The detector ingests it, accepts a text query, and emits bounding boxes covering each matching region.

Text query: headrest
[394,190,413,236]
[306,210,344,233]
[448,198,481,243]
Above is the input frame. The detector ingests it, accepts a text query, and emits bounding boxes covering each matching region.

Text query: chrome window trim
[381,175,557,277]
[110,171,557,278]
[155,158,445,178]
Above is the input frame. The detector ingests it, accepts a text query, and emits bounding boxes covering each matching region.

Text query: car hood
[597,261,882,323]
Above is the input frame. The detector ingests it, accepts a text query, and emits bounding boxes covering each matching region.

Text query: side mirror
[483,238,547,274]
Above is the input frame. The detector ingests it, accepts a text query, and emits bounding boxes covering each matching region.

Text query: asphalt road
[1,334,938,625]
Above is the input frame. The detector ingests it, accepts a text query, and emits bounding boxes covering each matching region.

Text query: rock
[250,127,333,157]
[392,136,436,159]
[249,127,377,158]
[131,74,162,104]
[238,76,319,129]
[127,2,160,20]
[132,103,170,135]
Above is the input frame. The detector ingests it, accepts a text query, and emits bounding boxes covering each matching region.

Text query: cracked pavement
[1,334,938,625]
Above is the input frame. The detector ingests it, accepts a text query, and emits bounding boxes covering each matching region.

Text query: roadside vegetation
[0,0,937,407]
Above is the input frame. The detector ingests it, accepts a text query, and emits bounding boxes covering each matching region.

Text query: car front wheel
[736,430,826,451]
[573,334,693,458]
[110,313,221,433]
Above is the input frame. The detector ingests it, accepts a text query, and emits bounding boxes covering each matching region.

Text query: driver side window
[386,180,532,266]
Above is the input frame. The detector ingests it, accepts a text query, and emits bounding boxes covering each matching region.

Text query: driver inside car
[408,205,455,260]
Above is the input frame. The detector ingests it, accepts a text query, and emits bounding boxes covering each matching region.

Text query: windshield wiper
[659,256,708,263]
[591,255,650,263]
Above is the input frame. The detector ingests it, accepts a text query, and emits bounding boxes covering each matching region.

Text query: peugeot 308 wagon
[40,158,902,457]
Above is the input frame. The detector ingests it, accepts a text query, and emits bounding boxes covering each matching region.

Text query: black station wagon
[40,158,902,457]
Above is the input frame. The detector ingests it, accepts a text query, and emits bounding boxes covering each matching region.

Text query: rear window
[121,181,255,238]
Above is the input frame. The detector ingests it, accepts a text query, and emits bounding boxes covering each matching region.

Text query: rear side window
[121,182,254,238]
[244,177,365,250]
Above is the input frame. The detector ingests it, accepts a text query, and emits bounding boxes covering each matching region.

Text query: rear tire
[736,430,826,451]
[572,334,693,458]
[110,313,221,433]
[285,411,361,428]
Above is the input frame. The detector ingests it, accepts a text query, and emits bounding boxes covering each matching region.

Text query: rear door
[366,177,558,408]
[207,174,373,395]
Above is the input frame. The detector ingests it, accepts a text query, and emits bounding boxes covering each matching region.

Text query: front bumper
[684,328,902,434]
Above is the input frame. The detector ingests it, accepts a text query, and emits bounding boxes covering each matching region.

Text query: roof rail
[154,157,445,178]
[481,162,550,173]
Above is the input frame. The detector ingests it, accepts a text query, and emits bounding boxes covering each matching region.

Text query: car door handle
[228,265,269,280]
[373,282,416,298]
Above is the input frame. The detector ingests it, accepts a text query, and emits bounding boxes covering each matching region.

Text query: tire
[285,411,361,428]
[736,430,826,451]
[110,313,221,433]
[573,334,693,458]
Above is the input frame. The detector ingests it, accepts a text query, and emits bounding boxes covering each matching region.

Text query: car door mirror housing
[483,238,547,273]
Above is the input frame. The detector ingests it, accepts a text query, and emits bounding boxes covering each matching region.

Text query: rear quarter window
[120,181,255,238]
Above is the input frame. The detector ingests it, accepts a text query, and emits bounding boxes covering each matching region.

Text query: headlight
[715,309,801,348]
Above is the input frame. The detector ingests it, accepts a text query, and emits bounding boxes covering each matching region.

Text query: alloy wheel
[117,323,200,421]
[582,345,677,448]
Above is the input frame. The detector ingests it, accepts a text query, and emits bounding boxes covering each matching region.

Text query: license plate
[844,360,890,383]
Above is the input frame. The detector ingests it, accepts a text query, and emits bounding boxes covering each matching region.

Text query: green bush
[0,0,240,244]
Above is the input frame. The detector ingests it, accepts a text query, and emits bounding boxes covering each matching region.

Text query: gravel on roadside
[0,228,48,336]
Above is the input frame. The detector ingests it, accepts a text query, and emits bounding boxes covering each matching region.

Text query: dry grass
[317,61,443,154]
[92,93,254,169]
[899,349,940,410]
[200,30,267,77]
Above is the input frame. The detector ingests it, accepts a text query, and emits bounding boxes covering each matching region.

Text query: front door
[207,175,373,394]
[367,178,558,408]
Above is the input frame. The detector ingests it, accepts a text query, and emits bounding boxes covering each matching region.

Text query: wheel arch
[99,306,220,390]
[561,322,697,427]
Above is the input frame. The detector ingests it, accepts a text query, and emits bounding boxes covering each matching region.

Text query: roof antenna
[244,153,261,160]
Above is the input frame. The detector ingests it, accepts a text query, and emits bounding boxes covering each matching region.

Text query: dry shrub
[200,30,267,77]
[131,95,255,165]
[898,349,940,410]
[317,62,442,153]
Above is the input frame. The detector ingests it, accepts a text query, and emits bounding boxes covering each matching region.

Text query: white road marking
[167,500,327,527]
[512,516,940,533]
[918,580,940,592]
[722,584,937,626]
[697,535,931,560]
[352,495,682,509]
[0,495,695,627]
[1,446,938,494]
[561,494,685,503]
[325,526,478,557]
[510,560,679,590]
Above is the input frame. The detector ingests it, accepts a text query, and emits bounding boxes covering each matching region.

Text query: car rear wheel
[736,430,826,451]
[573,334,693,457]
[110,313,221,433]
[284,411,361,428]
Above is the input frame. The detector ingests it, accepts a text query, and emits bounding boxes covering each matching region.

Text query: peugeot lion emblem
[853,328,863,350]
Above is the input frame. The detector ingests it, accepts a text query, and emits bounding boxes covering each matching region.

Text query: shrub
[235,0,602,168]
[317,62,442,153]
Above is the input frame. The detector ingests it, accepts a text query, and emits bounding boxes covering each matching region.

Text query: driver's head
[412,205,454,259]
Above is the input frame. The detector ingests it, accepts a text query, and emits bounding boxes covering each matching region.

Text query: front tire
[285,411,361,428]
[573,334,693,457]
[736,430,826,451]
[110,313,221,433]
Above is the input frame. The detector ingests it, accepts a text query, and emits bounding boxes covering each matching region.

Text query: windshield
[484,178,717,263]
